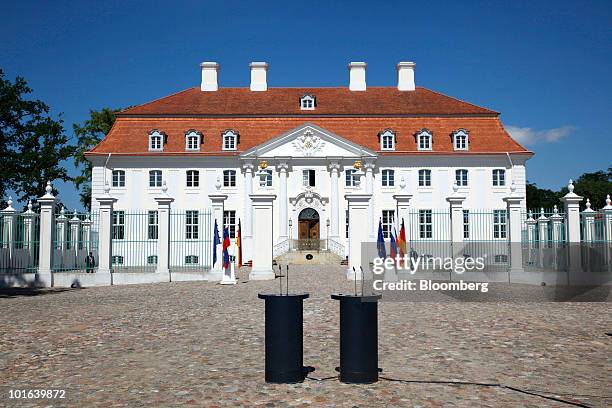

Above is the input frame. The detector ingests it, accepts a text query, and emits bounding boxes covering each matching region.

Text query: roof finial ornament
[528,210,534,220]
[568,179,575,193]
[27,200,33,212]
[45,181,52,195]
[586,198,591,210]
[553,205,558,215]
[605,194,612,208]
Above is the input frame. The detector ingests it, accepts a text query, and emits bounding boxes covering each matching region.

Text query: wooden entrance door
[297,208,320,249]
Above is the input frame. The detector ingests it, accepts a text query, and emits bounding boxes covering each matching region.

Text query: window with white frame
[224,210,237,238]
[149,170,162,187]
[452,129,469,151]
[223,170,236,187]
[185,255,199,264]
[492,169,506,186]
[186,210,199,239]
[300,94,315,110]
[381,169,395,187]
[493,210,507,239]
[416,129,432,150]
[262,169,272,187]
[148,130,164,151]
[185,130,201,151]
[494,254,508,263]
[345,209,349,239]
[112,170,125,187]
[379,129,395,151]
[381,210,395,239]
[455,169,468,186]
[147,210,158,240]
[418,169,431,187]
[303,169,316,187]
[222,130,238,151]
[463,209,470,239]
[345,169,358,187]
[419,209,433,239]
[112,211,125,240]
[186,170,199,187]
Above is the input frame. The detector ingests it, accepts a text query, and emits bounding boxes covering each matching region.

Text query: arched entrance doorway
[297,208,320,250]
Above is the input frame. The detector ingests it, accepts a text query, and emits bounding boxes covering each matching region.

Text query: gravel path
[1,266,610,407]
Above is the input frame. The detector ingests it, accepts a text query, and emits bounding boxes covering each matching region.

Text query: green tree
[525,181,562,210]
[0,69,74,204]
[559,167,612,209]
[73,108,120,209]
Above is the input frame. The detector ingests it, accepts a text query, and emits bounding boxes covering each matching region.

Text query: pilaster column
[95,184,117,285]
[249,193,276,280]
[56,207,68,251]
[345,193,372,280]
[560,179,583,276]
[1,197,16,257]
[537,209,549,245]
[22,201,35,259]
[581,200,596,243]
[603,195,612,242]
[242,161,254,262]
[446,183,466,259]
[209,193,227,281]
[154,185,174,280]
[278,161,290,240]
[69,211,80,269]
[328,161,341,239]
[549,206,564,243]
[37,184,56,287]
[503,183,525,273]
[363,161,376,240]
[81,215,92,253]
[525,211,536,245]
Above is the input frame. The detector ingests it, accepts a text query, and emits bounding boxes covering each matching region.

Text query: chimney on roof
[397,62,416,91]
[348,62,367,91]
[200,62,219,91]
[249,62,268,91]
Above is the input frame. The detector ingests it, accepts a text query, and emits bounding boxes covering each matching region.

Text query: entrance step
[275,250,344,265]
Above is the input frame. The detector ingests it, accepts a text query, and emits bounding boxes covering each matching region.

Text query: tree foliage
[73,108,120,209]
[0,69,74,205]
[527,167,612,210]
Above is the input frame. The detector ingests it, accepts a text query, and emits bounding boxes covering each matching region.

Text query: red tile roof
[88,117,529,156]
[119,87,498,116]
[87,86,530,156]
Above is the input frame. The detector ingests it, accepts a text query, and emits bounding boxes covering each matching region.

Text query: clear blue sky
[2,0,611,210]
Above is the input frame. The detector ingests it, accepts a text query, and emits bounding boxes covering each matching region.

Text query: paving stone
[0,266,610,407]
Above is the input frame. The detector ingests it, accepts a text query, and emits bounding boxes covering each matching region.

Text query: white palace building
[85,61,532,280]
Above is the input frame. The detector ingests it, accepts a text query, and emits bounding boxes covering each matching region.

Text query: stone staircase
[275,250,344,265]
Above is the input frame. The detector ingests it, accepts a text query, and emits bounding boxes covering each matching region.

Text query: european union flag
[377,218,386,258]
[213,219,220,267]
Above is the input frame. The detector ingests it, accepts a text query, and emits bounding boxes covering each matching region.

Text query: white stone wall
[90,152,529,262]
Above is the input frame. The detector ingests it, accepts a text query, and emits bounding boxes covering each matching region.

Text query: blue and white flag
[213,219,220,267]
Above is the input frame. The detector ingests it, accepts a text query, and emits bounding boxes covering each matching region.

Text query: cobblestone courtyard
[1,266,611,407]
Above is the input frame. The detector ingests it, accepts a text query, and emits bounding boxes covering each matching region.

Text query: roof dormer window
[222,129,238,151]
[148,130,165,152]
[452,129,469,151]
[416,129,432,151]
[300,94,316,110]
[379,129,396,151]
[185,130,202,151]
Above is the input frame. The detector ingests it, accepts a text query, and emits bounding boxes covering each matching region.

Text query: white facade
[90,123,529,263]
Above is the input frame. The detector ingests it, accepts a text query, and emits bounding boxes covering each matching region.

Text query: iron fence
[52,211,100,273]
[170,210,213,272]
[0,212,40,274]
[110,210,158,273]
